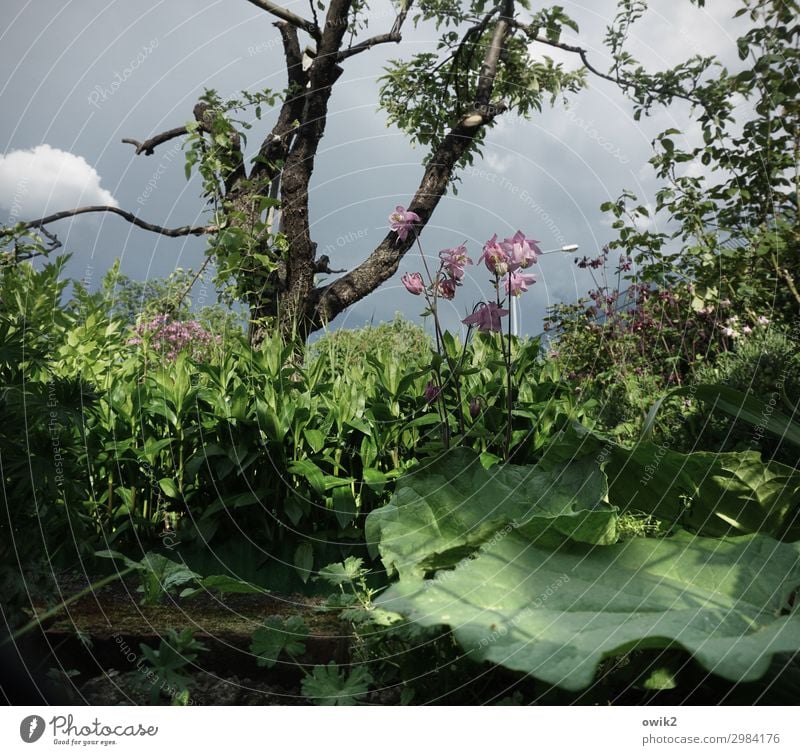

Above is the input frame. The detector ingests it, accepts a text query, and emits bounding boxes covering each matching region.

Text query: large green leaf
[365,448,616,579]
[547,422,800,539]
[376,531,800,691]
[606,443,800,539]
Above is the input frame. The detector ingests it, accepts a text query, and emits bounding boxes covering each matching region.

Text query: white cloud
[484,150,513,175]
[0,144,117,221]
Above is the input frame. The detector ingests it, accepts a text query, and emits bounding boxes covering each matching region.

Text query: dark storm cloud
[0,0,744,334]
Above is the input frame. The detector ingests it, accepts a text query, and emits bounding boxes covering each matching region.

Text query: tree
[0,0,747,345]
[602,0,799,325]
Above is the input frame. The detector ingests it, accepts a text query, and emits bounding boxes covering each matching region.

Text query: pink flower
[462,301,509,333]
[502,231,540,270]
[756,315,770,326]
[478,234,510,275]
[439,244,472,281]
[436,277,457,300]
[401,272,425,295]
[389,205,421,242]
[504,271,536,297]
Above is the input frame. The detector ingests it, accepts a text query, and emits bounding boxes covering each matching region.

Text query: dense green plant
[308,315,432,376]
[370,443,800,693]
[543,247,733,438]
[137,629,207,705]
[671,329,800,465]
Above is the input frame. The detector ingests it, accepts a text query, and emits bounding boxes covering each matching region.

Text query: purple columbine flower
[504,271,536,297]
[439,244,472,281]
[437,277,457,300]
[424,381,441,403]
[389,205,421,242]
[401,272,425,295]
[462,301,509,333]
[502,230,540,270]
[478,234,510,275]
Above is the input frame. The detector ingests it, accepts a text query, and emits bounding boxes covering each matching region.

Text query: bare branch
[244,0,320,41]
[338,31,401,61]
[122,126,188,156]
[338,0,414,61]
[19,206,216,238]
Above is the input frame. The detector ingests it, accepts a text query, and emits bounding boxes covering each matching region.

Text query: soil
[21,572,353,705]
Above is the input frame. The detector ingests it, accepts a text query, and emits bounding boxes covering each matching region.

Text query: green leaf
[158,478,180,499]
[317,557,364,587]
[289,459,326,497]
[332,485,358,529]
[199,574,264,595]
[377,531,800,691]
[365,448,616,577]
[301,662,372,705]
[250,616,308,668]
[606,443,800,539]
[293,541,314,583]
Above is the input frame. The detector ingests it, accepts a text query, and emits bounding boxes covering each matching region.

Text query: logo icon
[20,715,45,744]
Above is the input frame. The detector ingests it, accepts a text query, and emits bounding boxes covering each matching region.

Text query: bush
[308,314,432,375]
[669,328,800,466]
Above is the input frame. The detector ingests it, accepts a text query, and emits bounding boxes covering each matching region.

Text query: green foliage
[369,422,800,692]
[250,616,308,668]
[377,530,800,691]
[380,2,584,168]
[301,662,373,706]
[308,315,432,377]
[96,551,202,605]
[138,629,207,704]
[601,0,799,327]
[674,331,800,465]
[365,447,617,580]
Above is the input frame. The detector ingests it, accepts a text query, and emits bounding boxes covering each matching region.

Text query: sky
[0,0,749,339]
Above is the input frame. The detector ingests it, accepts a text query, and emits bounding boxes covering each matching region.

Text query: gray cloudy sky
[0,0,748,337]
